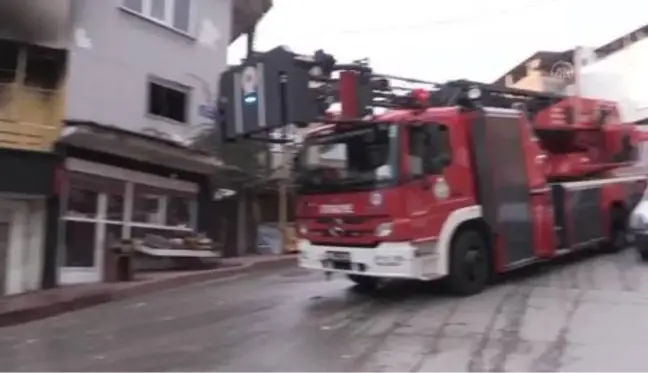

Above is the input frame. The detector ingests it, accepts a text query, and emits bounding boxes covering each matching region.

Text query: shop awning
[58,121,235,176]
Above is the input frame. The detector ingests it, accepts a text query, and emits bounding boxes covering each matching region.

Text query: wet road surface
[2,249,648,371]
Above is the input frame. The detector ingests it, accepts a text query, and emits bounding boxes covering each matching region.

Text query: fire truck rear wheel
[347,274,380,291]
[445,229,490,296]
[604,205,628,253]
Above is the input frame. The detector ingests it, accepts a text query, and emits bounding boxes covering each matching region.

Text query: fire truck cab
[217,47,647,296]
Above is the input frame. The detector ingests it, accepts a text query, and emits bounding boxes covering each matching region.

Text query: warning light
[411,89,431,107]
[244,94,257,104]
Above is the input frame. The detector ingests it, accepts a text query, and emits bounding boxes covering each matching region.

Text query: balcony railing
[0,83,64,151]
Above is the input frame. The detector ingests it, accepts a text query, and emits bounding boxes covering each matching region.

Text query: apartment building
[493,22,648,123]
[0,0,272,291]
[0,0,70,295]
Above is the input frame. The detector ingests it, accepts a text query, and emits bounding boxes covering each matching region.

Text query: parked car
[630,199,648,261]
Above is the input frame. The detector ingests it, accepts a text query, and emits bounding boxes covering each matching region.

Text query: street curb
[0,255,297,328]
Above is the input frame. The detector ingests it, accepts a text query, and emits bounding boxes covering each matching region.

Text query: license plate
[326,251,351,261]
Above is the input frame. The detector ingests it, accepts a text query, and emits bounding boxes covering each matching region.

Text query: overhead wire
[287,0,561,36]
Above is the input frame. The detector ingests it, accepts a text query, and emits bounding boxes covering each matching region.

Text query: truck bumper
[297,239,445,281]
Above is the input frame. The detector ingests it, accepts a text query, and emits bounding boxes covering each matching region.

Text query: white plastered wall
[576,39,648,123]
[3,197,45,295]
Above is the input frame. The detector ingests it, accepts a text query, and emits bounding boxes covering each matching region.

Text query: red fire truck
[217,47,648,296]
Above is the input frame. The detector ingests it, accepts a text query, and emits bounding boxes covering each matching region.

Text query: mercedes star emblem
[329,225,344,237]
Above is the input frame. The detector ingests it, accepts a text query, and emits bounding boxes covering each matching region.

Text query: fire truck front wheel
[445,229,490,296]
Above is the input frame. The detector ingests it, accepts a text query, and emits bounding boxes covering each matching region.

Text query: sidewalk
[0,254,297,328]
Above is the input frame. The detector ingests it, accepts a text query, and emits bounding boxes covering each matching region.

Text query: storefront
[57,121,222,285]
[0,148,60,295]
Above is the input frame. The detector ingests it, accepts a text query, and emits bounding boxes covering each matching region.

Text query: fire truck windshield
[296,123,398,194]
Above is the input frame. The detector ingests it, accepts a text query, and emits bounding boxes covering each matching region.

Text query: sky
[228,0,648,84]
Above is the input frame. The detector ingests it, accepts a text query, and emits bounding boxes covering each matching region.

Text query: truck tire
[604,206,628,253]
[445,229,490,296]
[347,274,380,291]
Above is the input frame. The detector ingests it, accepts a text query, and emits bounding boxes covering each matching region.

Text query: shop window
[132,191,165,225]
[107,193,125,221]
[132,185,196,229]
[105,223,124,250]
[166,195,193,228]
[63,221,96,267]
[67,187,98,219]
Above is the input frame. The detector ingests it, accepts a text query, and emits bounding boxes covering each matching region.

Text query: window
[167,196,193,228]
[24,46,66,90]
[63,221,96,267]
[67,187,98,219]
[0,40,18,84]
[122,0,193,33]
[133,186,166,225]
[407,124,452,176]
[408,127,426,176]
[147,80,189,123]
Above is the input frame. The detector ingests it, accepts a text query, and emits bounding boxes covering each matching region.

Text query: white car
[630,200,648,261]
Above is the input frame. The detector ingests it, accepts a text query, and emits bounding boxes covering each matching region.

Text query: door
[403,123,455,241]
[469,108,535,267]
[59,191,107,285]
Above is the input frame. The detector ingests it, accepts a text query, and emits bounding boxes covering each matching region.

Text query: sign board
[218,47,326,141]
[198,104,217,120]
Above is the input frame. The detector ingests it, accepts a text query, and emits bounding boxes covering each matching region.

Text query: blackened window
[147,80,188,123]
[24,46,66,90]
[0,40,18,84]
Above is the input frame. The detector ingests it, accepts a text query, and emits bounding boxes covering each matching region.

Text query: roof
[492,50,574,86]
[493,22,648,86]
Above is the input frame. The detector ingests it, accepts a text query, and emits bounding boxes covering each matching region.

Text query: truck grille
[315,217,366,225]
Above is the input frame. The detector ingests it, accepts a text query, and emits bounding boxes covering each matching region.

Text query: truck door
[469,108,535,267]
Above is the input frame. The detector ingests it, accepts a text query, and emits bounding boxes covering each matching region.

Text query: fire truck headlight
[375,222,393,238]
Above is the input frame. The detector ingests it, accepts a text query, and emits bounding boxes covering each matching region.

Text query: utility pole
[278,127,288,254]
[235,24,256,257]
[246,24,255,57]
[244,23,290,254]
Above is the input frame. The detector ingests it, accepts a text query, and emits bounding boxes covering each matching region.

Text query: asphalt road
[2,249,648,372]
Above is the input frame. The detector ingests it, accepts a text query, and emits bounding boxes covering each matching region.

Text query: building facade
[0,0,272,291]
[0,0,69,295]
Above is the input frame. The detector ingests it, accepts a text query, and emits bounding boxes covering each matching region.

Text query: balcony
[0,40,67,152]
[232,0,273,42]
[0,0,71,48]
[0,84,65,151]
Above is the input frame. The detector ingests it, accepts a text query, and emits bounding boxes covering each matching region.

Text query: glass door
[59,173,125,285]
